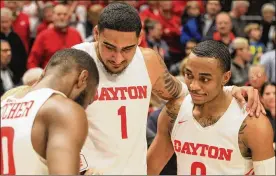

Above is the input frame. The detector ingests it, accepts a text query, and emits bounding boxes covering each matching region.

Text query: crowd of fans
[0,0,275,173]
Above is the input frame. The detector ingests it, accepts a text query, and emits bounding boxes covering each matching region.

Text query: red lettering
[14,103,23,118]
[181,142,191,154]
[208,146,219,159]
[199,144,209,157]
[98,88,112,101]
[22,101,34,117]
[93,90,99,101]
[218,148,233,161]
[137,86,147,99]
[7,103,19,119]
[190,143,202,155]
[117,87,127,100]
[1,104,8,120]
[174,140,182,152]
[128,86,138,99]
[107,88,119,100]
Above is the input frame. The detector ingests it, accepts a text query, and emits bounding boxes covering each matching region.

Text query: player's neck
[193,90,232,125]
[31,74,72,97]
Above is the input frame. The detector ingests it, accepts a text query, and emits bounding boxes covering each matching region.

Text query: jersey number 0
[1,127,16,175]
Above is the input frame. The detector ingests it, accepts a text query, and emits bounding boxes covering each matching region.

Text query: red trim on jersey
[245,168,254,175]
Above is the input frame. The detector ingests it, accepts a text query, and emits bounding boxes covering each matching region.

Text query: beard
[74,90,86,107]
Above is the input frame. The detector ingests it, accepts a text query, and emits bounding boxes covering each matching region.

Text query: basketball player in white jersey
[0,49,99,175]
[147,40,275,175]
[73,2,266,175]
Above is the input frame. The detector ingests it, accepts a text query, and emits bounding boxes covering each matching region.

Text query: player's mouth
[190,92,205,99]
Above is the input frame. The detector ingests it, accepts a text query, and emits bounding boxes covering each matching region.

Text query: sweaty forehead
[101,29,138,48]
[186,53,222,74]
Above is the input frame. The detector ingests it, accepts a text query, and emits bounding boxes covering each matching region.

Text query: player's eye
[185,73,193,79]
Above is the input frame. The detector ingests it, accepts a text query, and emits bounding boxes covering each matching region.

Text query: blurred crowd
[0,0,275,174]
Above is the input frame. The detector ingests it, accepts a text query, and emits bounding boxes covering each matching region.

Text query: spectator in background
[181,1,200,25]
[36,2,54,35]
[260,32,275,83]
[260,3,275,51]
[0,7,27,85]
[229,37,251,86]
[144,19,170,65]
[22,67,43,86]
[260,82,275,144]
[27,4,82,69]
[170,39,197,76]
[229,0,249,37]
[213,12,235,47]
[22,1,39,41]
[248,64,268,92]
[139,1,159,22]
[157,1,183,67]
[5,1,30,53]
[245,23,266,64]
[180,0,221,45]
[85,4,103,42]
[0,40,14,96]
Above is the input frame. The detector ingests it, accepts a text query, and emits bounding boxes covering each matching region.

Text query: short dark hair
[98,2,142,37]
[260,82,276,96]
[46,48,99,85]
[191,40,231,72]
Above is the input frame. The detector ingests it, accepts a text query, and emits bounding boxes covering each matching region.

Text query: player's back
[1,88,63,175]
[171,95,254,175]
[73,42,152,174]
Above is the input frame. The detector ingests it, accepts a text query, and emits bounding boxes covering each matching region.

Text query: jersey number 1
[118,106,128,139]
[1,127,16,175]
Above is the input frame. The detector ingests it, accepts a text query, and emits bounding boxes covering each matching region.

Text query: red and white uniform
[171,95,254,175]
[73,42,152,174]
[1,88,66,175]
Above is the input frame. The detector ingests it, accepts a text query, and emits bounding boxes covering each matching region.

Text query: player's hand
[84,168,104,175]
[231,86,266,117]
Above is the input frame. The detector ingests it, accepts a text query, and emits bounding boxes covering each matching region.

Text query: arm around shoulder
[244,114,275,175]
[147,96,184,174]
[141,47,186,101]
[44,96,88,174]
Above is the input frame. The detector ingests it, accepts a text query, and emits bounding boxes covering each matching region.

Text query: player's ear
[137,32,142,46]
[222,71,231,86]
[93,25,99,41]
[77,70,89,89]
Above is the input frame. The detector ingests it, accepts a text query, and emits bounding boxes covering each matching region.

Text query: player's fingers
[249,89,259,116]
[260,102,267,115]
[233,89,246,108]
[246,87,255,112]
[255,100,261,117]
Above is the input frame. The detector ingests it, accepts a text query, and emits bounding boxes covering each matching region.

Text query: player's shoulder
[39,95,86,123]
[243,113,272,135]
[1,85,30,101]
[72,42,94,52]
[140,47,157,60]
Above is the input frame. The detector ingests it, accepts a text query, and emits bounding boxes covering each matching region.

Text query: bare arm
[240,114,275,174]
[45,98,88,174]
[147,96,184,174]
[142,48,185,100]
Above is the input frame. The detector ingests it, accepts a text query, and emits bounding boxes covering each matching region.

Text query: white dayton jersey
[73,42,152,174]
[171,95,254,175]
[1,88,65,175]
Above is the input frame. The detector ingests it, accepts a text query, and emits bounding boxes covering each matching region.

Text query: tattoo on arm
[238,119,252,159]
[166,103,179,136]
[152,52,181,99]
